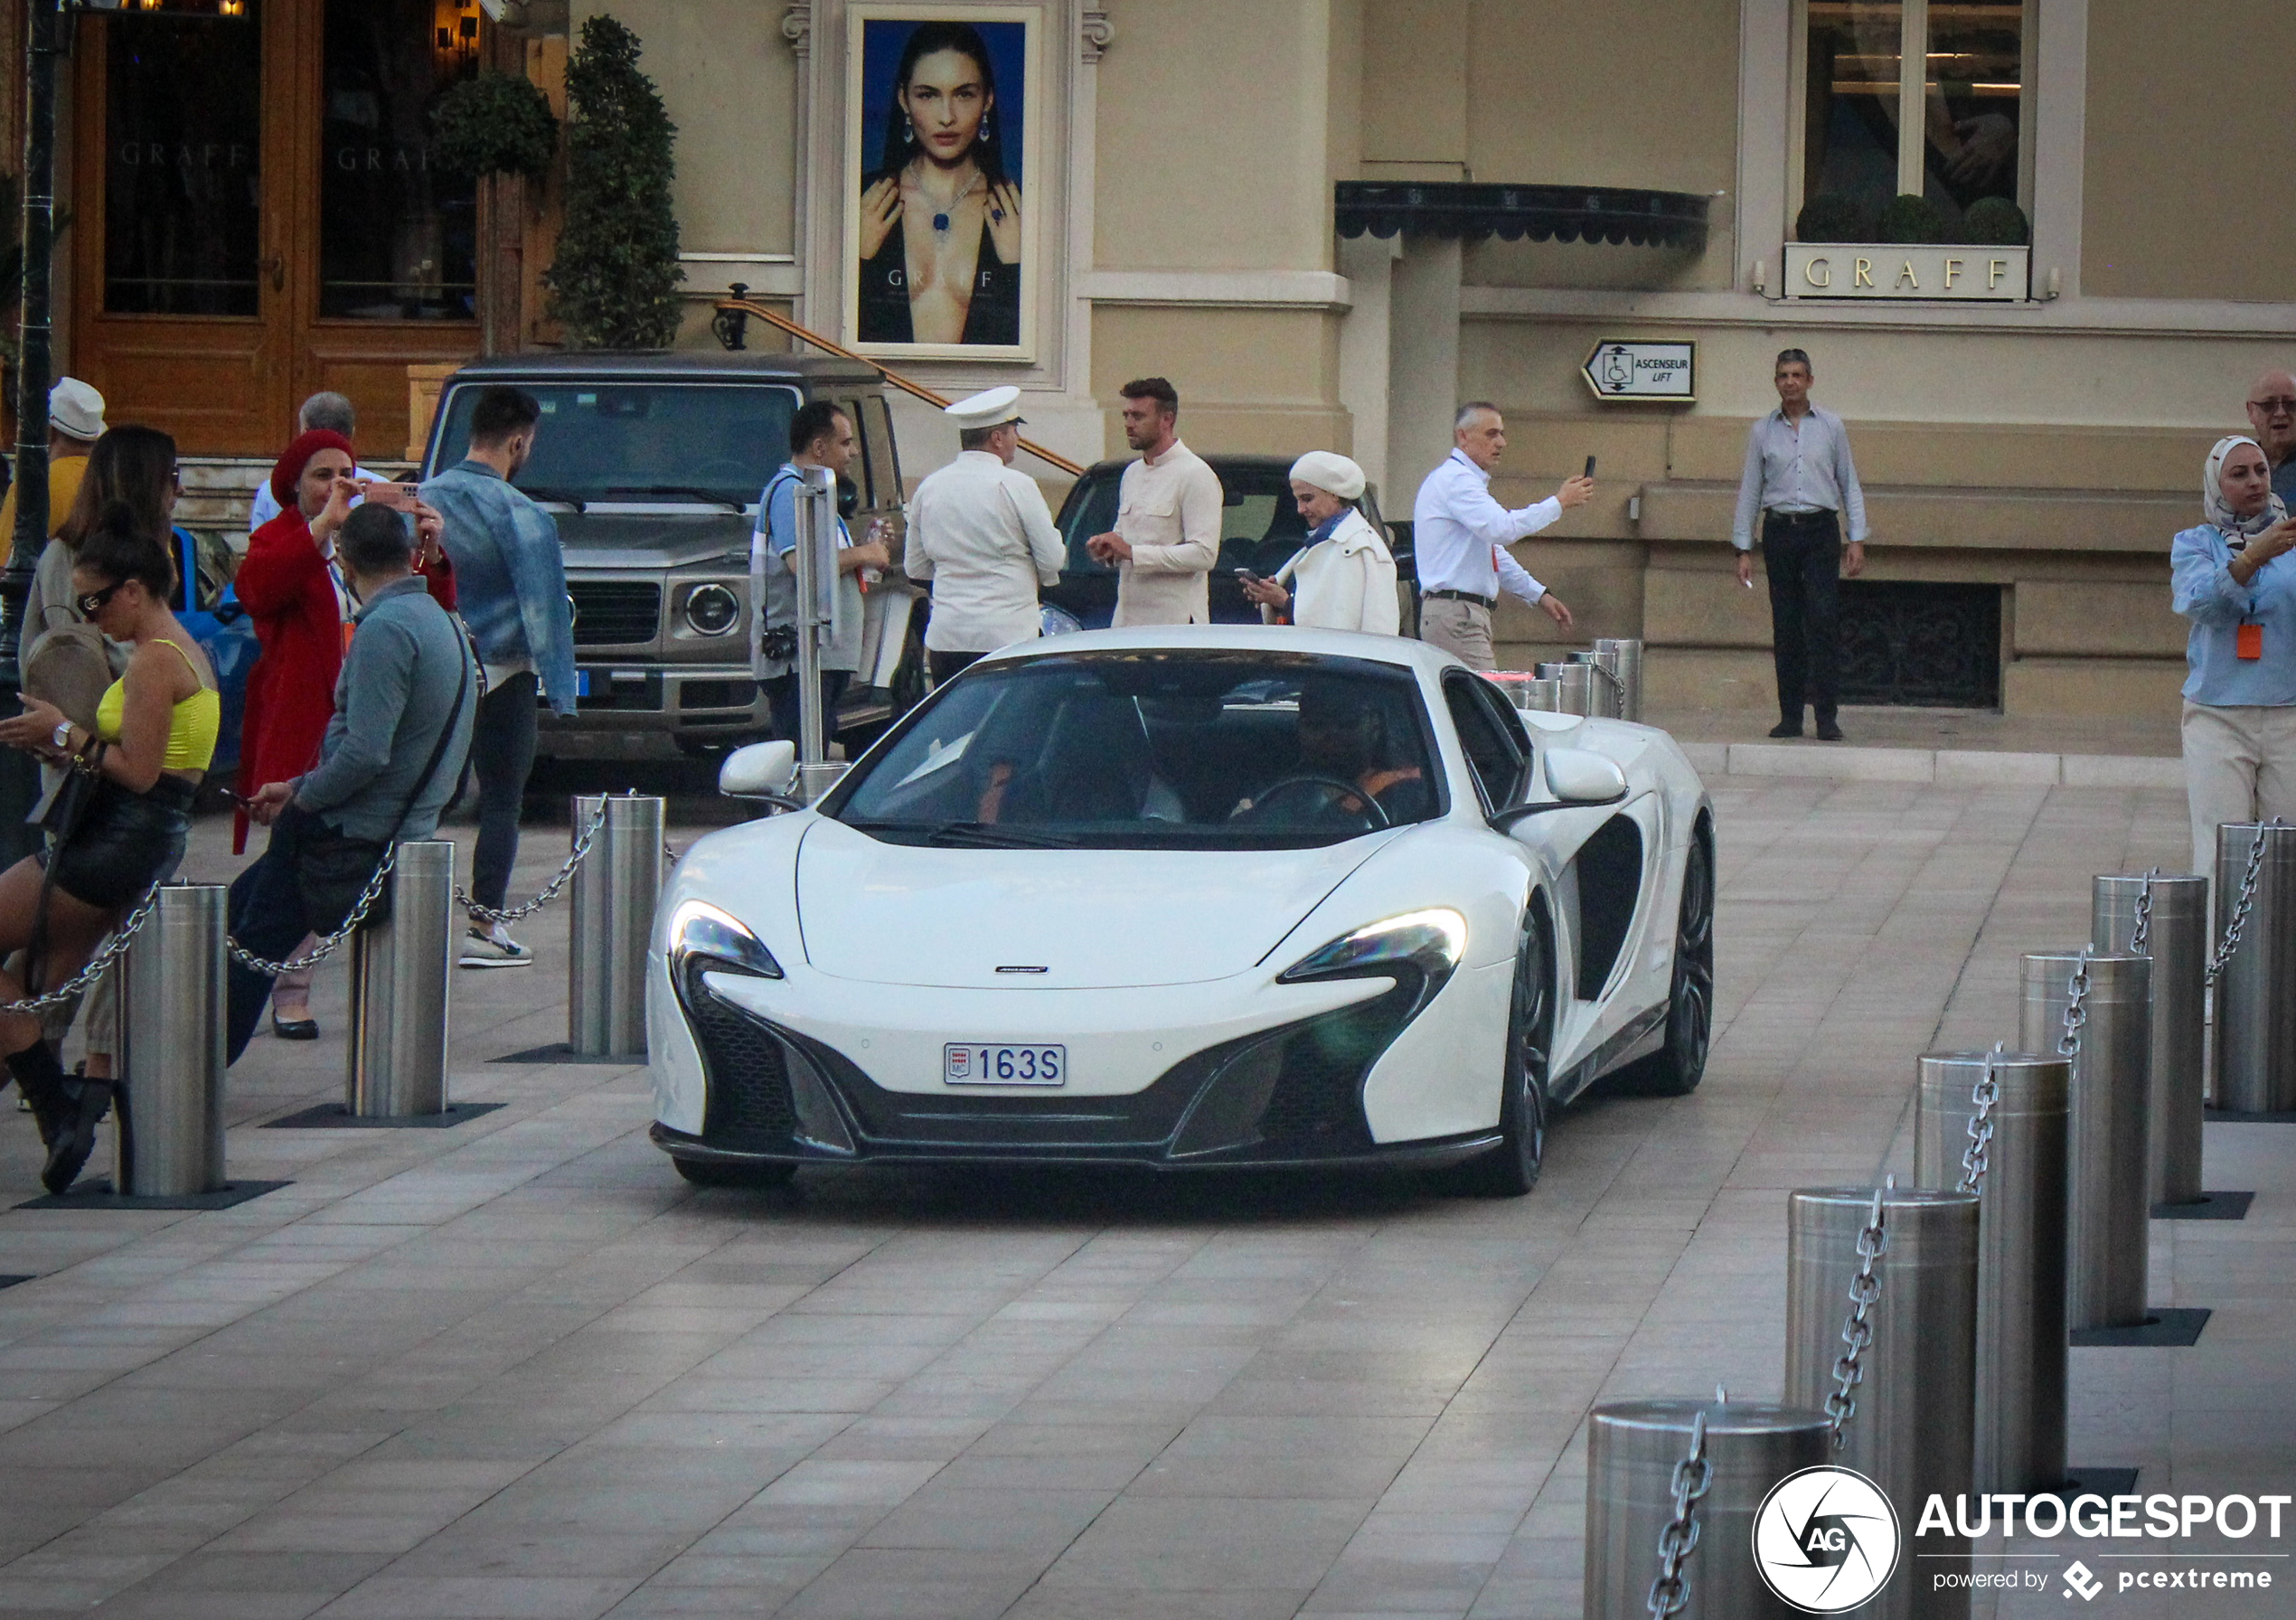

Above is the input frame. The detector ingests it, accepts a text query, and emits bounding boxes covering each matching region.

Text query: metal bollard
[1519,676,1564,713]
[1913,1051,2069,1495]
[2020,951,2150,1330]
[569,794,665,1059]
[346,841,455,1118]
[116,883,228,1196]
[1536,660,1595,717]
[2214,822,2296,1112]
[1567,650,1624,718]
[1584,1399,1831,1619]
[1592,637,1644,722]
[1784,1187,1979,1620]
[2094,873,2207,1205]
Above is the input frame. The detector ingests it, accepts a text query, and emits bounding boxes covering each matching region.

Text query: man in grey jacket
[224,503,477,1062]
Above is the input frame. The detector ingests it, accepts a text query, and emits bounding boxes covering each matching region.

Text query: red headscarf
[268,429,355,511]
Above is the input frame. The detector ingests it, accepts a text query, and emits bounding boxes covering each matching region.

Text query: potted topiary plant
[430,70,559,182]
[1794,192,1873,244]
[1875,193,1949,245]
[1961,196,2030,246]
[544,14,683,351]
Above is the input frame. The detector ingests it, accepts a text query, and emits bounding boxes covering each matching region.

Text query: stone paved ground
[0,780,2283,1619]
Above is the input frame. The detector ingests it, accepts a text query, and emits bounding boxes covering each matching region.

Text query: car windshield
[830,650,1444,850]
[431,382,799,506]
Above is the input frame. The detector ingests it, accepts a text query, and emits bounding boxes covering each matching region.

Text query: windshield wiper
[516,486,588,511]
[599,485,747,512]
[846,818,1077,849]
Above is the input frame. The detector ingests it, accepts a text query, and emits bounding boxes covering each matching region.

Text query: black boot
[6,1043,69,1148]
[42,1074,111,1196]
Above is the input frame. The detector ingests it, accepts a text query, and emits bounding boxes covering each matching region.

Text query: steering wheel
[1238,775,1392,829]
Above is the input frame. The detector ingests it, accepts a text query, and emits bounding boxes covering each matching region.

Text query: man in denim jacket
[419,386,576,968]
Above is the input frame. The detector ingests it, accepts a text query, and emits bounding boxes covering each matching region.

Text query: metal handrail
[710,297,1087,479]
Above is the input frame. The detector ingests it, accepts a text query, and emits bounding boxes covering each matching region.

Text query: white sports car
[648,626,1713,1196]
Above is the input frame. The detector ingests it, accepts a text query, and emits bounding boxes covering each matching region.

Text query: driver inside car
[1233,677,1430,825]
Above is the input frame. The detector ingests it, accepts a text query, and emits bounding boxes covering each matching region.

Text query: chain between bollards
[2207,819,2276,985]
[2056,947,2093,1062]
[1957,1042,2006,1195]
[456,796,614,926]
[2128,868,2157,956]
[226,846,399,976]
[0,883,163,1015]
[1825,1181,1890,1449]
[1643,1398,1716,1619]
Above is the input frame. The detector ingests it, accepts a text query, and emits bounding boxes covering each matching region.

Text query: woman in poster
[857,21,1021,346]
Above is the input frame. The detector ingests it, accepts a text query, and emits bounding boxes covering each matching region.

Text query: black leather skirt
[44,775,196,909]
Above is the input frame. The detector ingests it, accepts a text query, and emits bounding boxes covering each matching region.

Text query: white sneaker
[459,926,533,968]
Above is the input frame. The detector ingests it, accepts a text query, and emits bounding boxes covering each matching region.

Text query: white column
[1336,232,1398,499]
[1385,235,1462,513]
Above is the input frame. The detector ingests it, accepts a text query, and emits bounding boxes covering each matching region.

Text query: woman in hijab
[1240,452,1400,635]
[2171,435,2296,878]
[235,430,454,1038]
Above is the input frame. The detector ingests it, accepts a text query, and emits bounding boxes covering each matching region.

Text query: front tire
[673,1156,798,1190]
[1460,906,1554,1197]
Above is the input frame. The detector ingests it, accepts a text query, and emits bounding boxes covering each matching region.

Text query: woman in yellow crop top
[0,506,218,1193]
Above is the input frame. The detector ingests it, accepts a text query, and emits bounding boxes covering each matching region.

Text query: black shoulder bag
[289,636,473,937]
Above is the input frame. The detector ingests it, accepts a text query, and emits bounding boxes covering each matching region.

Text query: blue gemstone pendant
[932,212,950,232]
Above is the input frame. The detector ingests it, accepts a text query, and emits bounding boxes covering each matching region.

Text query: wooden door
[72,0,484,459]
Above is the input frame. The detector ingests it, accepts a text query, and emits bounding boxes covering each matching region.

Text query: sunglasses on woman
[75,580,125,617]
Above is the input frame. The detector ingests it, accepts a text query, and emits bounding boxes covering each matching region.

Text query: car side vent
[692,993,798,1148]
[1573,814,1644,1001]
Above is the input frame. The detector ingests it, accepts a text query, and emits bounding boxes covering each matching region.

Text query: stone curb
[1680,740,2182,789]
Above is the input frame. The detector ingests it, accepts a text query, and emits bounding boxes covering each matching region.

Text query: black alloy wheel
[1630,833,1714,1097]
[1461,904,1554,1197]
[673,1156,799,1190]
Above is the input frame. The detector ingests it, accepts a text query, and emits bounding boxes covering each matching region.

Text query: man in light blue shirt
[1731,349,1869,740]
[755,400,889,745]
[1412,403,1592,670]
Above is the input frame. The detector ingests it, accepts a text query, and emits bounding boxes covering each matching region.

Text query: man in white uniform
[1412,402,1592,670]
[904,386,1066,682]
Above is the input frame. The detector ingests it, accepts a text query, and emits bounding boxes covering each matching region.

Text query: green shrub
[1960,195,2030,246]
[1875,193,1949,244]
[1794,193,1873,243]
[545,14,683,350]
[430,70,559,180]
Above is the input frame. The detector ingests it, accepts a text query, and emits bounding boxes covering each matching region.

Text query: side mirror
[720,739,802,808]
[1491,747,1629,828]
[1544,748,1628,803]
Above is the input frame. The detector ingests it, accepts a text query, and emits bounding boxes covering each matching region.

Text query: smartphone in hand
[357,480,418,512]
[1583,455,1597,478]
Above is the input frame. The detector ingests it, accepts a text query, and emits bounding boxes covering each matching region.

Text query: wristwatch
[51,721,72,754]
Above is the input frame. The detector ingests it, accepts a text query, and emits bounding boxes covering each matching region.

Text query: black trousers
[469,672,539,914]
[1761,510,1843,724]
[927,649,983,684]
[224,832,315,1065]
[765,669,851,746]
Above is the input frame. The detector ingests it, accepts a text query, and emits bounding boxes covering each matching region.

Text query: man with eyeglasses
[2245,371,2296,507]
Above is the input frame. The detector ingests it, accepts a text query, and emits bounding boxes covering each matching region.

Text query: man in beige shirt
[1086,377,1223,626]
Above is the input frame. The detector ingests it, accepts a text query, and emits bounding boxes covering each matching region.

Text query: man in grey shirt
[224,503,476,1062]
[1731,348,1869,740]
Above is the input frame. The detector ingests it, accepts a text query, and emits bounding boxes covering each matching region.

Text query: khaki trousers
[1418,596,1494,671]
[2181,700,2296,881]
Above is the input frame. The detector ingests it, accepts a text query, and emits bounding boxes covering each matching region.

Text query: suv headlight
[683,583,740,636]
[668,899,782,1003]
[1277,908,1466,1019]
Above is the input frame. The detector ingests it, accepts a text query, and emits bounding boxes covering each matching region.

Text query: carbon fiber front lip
[649,1120,1503,1173]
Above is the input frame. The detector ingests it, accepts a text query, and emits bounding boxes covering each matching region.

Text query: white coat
[1263,508,1399,635]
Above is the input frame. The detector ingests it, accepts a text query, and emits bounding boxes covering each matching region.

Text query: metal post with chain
[1643,1398,1717,1619]
[1825,1181,1890,1449]
[2207,819,2276,986]
[226,846,400,978]
[0,882,164,1016]
[1957,1042,2006,1195]
[456,797,614,927]
[2056,947,2093,1063]
[2128,868,2157,956]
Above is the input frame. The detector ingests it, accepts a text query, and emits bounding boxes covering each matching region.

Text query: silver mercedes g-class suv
[419,351,927,758]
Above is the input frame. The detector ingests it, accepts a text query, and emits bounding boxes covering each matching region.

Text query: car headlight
[667,899,782,1003]
[1277,908,1467,985]
[683,583,740,636]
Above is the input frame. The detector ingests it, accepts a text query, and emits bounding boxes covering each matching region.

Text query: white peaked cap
[944,385,1025,431]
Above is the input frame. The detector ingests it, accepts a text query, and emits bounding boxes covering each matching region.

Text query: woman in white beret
[1240,451,1400,635]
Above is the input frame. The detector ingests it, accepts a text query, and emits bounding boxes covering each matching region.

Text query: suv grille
[569,581,661,645]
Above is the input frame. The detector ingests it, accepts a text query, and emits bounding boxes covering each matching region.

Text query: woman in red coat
[235,429,456,1037]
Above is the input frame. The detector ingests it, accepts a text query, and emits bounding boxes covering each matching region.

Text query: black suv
[1040,454,1399,629]
[420,352,927,758]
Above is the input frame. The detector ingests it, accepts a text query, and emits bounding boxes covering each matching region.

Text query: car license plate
[574,669,591,698]
[943,1043,1066,1086]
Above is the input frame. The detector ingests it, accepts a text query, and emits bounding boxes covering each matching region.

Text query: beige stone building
[40,0,2295,719]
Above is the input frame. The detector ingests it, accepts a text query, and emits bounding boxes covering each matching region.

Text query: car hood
[793,818,1403,988]
[552,509,753,570]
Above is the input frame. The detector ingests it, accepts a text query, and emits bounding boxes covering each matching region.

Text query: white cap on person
[49,377,108,443]
[1288,450,1365,502]
[945,385,1025,432]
